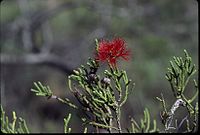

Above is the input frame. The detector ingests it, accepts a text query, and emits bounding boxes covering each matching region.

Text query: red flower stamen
[95,38,130,67]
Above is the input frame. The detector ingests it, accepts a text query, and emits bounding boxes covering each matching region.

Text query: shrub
[1,38,198,133]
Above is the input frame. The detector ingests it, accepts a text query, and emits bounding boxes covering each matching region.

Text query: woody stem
[116,104,122,133]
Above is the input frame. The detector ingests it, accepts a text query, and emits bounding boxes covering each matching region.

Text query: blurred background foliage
[0,0,198,133]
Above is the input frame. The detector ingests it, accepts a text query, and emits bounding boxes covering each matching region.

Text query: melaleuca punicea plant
[28,37,136,133]
[128,108,158,133]
[1,106,29,133]
[156,50,198,133]
[28,39,199,133]
[68,38,135,133]
[2,38,198,133]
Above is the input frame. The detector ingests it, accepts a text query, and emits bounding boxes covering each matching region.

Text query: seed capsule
[101,77,111,88]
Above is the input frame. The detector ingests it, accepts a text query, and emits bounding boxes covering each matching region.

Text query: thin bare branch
[0,53,73,74]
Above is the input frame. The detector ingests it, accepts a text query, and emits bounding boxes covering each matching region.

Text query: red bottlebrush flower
[95,38,130,67]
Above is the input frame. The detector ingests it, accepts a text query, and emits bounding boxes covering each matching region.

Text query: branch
[0,53,73,74]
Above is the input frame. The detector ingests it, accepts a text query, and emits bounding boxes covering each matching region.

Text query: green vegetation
[1,0,198,133]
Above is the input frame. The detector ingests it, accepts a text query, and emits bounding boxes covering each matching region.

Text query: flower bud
[88,73,99,84]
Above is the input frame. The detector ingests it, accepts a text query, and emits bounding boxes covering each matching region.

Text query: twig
[0,53,73,74]
[116,104,122,133]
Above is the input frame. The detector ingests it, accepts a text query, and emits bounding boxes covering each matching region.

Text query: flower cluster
[95,38,130,67]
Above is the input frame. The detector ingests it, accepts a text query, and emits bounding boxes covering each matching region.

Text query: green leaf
[31,82,52,97]
[64,113,72,133]
[1,105,29,133]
